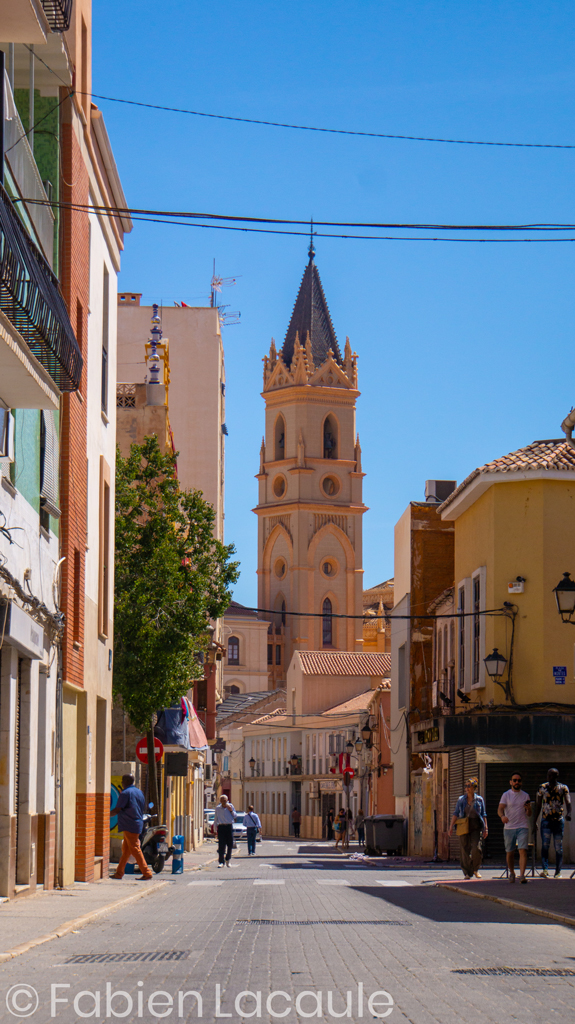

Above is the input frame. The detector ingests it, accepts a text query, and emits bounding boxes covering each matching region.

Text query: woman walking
[244,805,261,857]
[448,777,488,879]
[334,808,347,850]
[326,808,335,841]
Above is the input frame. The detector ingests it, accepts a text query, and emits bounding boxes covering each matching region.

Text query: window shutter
[40,410,60,518]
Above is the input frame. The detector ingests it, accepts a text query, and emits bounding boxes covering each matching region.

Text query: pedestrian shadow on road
[349,885,557,925]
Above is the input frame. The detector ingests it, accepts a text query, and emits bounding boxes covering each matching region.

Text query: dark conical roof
[281,250,342,368]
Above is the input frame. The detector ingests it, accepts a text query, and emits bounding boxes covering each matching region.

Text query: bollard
[171,834,184,874]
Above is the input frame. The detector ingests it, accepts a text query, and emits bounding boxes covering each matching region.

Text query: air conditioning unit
[425,480,457,503]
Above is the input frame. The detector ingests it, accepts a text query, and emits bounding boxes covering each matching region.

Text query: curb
[0,854,217,963]
[0,882,169,963]
[438,882,575,930]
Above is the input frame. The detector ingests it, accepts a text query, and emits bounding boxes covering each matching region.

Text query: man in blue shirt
[112,775,153,880]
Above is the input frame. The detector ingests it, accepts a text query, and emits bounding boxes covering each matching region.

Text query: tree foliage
[113,436,240,733]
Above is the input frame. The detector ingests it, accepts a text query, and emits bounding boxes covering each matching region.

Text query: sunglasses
[511,778,522,783]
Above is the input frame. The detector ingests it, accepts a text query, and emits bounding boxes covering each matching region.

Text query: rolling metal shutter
[448,749,464,860]
[485,762,575,862]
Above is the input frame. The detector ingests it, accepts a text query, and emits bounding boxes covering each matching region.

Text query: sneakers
[509,872,516,883]
[554,870,562,878]
[225,860,231,867]
[217,863,224,868]
[540,869,549,878]
[474,872,482,879]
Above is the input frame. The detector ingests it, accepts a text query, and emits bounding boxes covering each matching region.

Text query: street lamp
[290,754,299,774]
[354,737,363,754]
[361,724,372,745]
[484,648,508,680]
[345,739,354,755]
[553,572,575,624]
[248,756,256,776]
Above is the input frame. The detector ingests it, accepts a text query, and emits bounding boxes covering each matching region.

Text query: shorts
[504,827,529,852]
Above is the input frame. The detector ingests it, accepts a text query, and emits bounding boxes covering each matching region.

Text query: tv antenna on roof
[210,260,241,326]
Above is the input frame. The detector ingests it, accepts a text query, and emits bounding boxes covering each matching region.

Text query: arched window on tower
[322,598,333,647]
[275,415,286,461]
[323,416,337,460]
[228,636,240,664]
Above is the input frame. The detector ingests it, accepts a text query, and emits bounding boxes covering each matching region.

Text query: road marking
[376,880,413,887]
[253,879,285,885]
[187,881,224,886]
[316,879,350,886]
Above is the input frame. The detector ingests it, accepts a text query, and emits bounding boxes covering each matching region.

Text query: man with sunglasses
[498,773,532,883]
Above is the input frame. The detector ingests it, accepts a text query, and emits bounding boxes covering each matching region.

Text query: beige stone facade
[255,251,366,682]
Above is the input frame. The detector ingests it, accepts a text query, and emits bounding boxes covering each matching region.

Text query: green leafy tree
[114,435,239,812]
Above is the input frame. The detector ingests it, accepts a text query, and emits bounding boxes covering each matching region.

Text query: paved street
[1,841,574,1023]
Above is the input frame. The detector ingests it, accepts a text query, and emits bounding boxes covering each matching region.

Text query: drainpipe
[55,648,64,888]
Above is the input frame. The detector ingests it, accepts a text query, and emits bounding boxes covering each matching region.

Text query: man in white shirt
[214,795,237,867]
[498,772,532,884]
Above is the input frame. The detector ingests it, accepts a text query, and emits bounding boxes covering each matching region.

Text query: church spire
[281,245,342,371]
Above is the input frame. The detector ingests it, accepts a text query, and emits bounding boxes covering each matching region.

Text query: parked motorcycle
[139,814,174,874]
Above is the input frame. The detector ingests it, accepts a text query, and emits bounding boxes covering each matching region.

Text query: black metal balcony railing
[0,184,82,391]
[41,0,73,32]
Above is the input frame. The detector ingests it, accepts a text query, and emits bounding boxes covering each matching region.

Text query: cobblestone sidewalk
[0,845,216,958]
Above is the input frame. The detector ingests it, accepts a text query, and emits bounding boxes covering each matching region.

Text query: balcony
[0,183,82,395]
[0,0,49,44]
[41,0,73,32]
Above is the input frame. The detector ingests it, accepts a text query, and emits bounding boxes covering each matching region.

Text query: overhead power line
[23,48,575,152]
[17,198,575,243]
[81,90,575,152]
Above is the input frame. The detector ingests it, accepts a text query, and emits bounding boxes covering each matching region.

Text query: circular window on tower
[273,475,287,498]
[275,558,287,579]
[322,475,340,497]
[321,559,338,578]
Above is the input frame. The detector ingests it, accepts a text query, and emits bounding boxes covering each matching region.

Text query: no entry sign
[135,736,164,764]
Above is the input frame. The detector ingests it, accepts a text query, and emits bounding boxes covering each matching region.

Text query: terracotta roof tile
[297,651,391,677]
[322,687,388,717]
[440,438,575,511]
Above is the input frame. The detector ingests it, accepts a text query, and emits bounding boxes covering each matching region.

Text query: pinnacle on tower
[281,248,342,370]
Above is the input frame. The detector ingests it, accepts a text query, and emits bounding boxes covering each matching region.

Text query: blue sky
[94,1,575,605]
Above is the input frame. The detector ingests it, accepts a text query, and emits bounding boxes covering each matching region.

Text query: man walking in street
[498,772,532,884]
[534,768,572,878]
[291,806,301,839]
[215,794,236,867]
[244,805,261,856]
[112,775,153,880]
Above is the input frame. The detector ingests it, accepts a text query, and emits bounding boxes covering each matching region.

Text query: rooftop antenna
[308,217,315,262]
[210,260,241,325]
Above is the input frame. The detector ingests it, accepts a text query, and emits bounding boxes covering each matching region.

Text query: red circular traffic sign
[135,736,164,764]
[343,767,355,779]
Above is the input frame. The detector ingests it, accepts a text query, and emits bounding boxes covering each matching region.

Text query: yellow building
[255,242,366,680]
[412,436,575,863]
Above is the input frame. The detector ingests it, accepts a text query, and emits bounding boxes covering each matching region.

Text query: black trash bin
[364,815,405,856]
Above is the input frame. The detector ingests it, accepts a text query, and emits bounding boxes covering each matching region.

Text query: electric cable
[24,45,575,151]
[16,197,575,231]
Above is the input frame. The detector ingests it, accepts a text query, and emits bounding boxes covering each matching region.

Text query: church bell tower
[255,243,366,685]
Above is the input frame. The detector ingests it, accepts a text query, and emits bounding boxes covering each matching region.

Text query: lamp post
[484,648,508,681]
[248,756,256,777]
[553,572,575,624]
[289,754,299,775]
